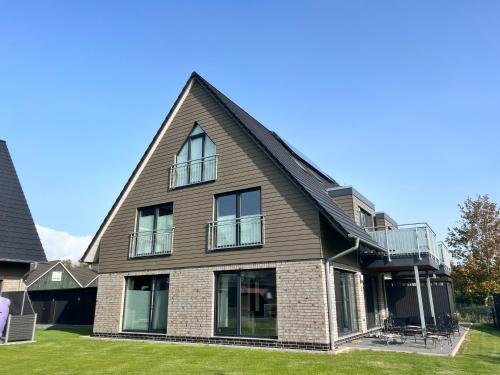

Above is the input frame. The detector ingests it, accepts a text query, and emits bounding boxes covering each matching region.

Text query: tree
[447,194,500,305]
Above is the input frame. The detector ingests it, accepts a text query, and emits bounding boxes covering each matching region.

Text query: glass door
[335,270,359,336]
[122,275,170,333]
[136,208,155,255]
[215,270,277,339]
[189,135,203,183]
[215,273,239,336]
[216,194,237,247]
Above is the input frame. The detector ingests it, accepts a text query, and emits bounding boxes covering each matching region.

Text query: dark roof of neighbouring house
[71,265,98,286]
[81,73,379,262]
[24,260,98,287]
[23,260,59,286]
[0,140,47,263]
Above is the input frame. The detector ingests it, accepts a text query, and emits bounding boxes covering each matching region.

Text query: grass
[0,325,499,374]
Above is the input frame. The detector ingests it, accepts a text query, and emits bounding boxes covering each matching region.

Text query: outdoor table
[404,325,425,343]
[425,334,444,349]
[378,332,405,345]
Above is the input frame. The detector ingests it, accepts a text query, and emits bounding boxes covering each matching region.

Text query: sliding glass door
[123,275,169,333]
[215,269,277,338]
[335,270,359,336]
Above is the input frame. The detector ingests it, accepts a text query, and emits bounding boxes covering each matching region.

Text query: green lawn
[1,325,499,374]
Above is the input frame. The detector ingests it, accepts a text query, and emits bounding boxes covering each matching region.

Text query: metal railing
[438,241,452,269]
[208,215,265,251]
[169,155,217,189]
[128,228,174,258]
[365,223,441,262]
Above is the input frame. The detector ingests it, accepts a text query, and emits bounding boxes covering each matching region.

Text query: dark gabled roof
[193,73,379,247]
[0,140,47,263]
[23,260,59,286]
[71,265,98,286]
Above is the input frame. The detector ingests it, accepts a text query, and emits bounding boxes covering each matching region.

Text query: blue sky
[1,1,499,259]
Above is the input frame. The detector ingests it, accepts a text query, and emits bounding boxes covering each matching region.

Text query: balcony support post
[426,272,436,325]
[414,265,426,332]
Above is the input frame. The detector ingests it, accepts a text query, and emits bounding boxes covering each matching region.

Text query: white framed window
[51,271,62,282]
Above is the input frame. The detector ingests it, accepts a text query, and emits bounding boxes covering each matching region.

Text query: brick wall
[355,272,368,332]
[93,260,330,344]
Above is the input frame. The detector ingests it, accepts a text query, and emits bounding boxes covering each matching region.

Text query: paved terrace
[338,324,472,356]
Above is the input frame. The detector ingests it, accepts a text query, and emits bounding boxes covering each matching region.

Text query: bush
[456,304,493,323]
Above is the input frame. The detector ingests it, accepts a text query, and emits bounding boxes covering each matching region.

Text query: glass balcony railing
[438,241,452,270]
[169,155,217,189]
[128,229,174,258]
[365,223,442,264]
[207,215,265,251]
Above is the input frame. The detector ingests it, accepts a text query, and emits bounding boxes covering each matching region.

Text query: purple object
[0,296,11,337]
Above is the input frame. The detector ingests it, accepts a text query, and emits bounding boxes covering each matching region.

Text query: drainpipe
[325,237,360,351]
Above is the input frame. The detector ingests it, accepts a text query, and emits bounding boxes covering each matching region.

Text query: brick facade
[94,260,330,344]
[355,272,368,332]
[93,259,386,349]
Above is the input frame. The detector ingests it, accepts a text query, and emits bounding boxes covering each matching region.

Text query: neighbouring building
[0,140,47,293]
[81,73,453,350]
[24,260,98,325]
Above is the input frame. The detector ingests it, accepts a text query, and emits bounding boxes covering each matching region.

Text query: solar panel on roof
[272,132,337,183]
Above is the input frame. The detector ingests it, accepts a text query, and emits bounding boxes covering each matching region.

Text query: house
[0,140,47,292]
[24,260,98,325]
[81,72,452,350]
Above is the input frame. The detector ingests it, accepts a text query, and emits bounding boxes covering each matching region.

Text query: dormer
[326,186,376,228]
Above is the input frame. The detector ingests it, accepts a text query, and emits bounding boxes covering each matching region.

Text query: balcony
[128,229,174,258]
[438,241,452,271]
[208,215,265,251]
[169,155,217,189]
[365,223,443,265]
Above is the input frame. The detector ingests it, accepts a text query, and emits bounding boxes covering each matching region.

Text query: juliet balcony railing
[365,223,442,264]
[207,215,265,251]
[128,228,174,258]
[169,155,217,189]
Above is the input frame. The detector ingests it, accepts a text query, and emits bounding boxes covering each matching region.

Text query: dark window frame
[359,207,373,228]
[213,269,277,339]
[334,269,360,336]
[214,188,262,248]
[121,275,170,334]
[175,123,216,186]
[135,203,174,233]
[131,203,174,259]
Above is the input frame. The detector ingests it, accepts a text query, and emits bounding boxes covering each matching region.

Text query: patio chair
[450,314,460,334]
[425,319,453,347]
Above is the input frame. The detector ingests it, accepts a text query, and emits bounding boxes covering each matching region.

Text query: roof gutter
[324,237,360,351]
[348,234,388,254]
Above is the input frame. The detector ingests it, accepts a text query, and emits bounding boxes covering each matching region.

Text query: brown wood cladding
[98,82,322,273]
[331,196,355,220]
